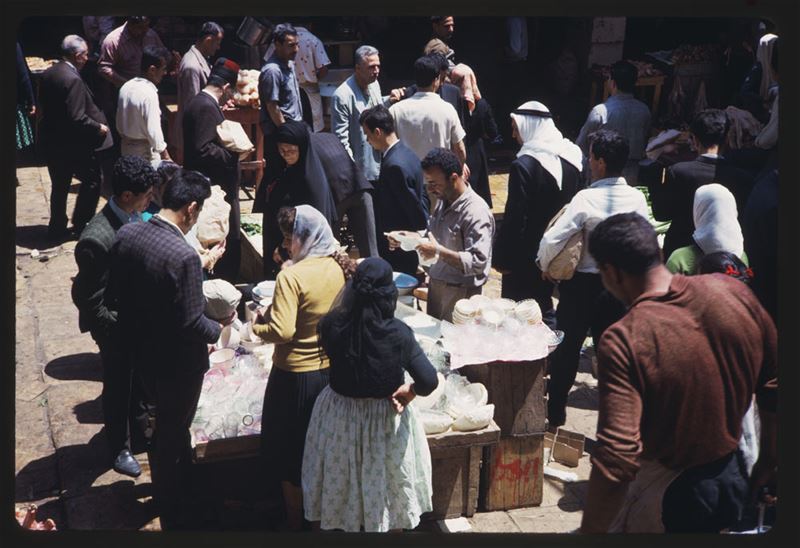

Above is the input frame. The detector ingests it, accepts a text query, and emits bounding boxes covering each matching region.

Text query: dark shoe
[113,449,142,478]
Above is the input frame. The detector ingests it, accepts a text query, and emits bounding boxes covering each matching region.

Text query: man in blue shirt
[71,156,157,478]
[256,23,303,211]
[576,61,651,185]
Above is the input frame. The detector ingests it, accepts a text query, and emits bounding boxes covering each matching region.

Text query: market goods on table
[233,69,261,108]
[414,372,494,434]
[203,279,242,321]
[25,57,56,72]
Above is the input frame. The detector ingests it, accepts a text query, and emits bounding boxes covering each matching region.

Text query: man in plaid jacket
[107,169,229,529]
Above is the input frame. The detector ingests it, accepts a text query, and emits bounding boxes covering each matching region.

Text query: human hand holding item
[390,383,416,413]
[416,232,440,263]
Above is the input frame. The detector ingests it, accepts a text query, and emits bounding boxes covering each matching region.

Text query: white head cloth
[510,101,583,189]
[757,33,778,102]
[692,183,744,257]
[291,204,337,263]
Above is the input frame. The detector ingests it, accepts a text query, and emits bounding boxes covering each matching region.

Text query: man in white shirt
[389,55,467,165]
[537,129,649,429]
[116,45,173,165]
[174,21,224,163]
[264,22,330,132]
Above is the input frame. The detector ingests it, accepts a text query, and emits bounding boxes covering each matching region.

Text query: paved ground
[15,165,600,533]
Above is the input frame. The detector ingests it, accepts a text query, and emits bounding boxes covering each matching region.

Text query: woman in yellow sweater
[253,204,354,531]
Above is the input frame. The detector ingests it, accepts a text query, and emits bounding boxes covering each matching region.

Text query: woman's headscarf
[318,257,410,389]
[272,120,338,226]
[692,183,744,258]
[290,205,337,263]
[756,33,778,102]
[449,63,482,114]
[510,101,583,189]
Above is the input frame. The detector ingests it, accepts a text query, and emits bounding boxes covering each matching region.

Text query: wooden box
[460,359,546,435]
[544,428,586,468]
[480,432,545,511]
[239,213,264,283]
[193,434,260,464]
[424,421,500,520]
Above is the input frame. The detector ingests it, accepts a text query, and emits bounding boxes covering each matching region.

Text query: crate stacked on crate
[460,358,547,511]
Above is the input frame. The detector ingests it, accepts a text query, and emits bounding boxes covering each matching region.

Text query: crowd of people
[15,15,778,534]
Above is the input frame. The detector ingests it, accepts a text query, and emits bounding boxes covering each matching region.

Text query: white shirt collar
[384,139,400,155]
[589,176,628,188]
[153,213,185,236]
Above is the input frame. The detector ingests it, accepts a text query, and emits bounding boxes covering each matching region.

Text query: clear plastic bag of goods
[452,403,495,431]
[443,373,485,418]
[196,185,231,247]
[419,409,453,434]
[412,372,447,410]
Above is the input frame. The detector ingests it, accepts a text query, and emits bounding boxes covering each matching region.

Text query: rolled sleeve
[536,195,586,271]
[457,213,493,277]
[450,110,466,146]
[591,328,643,484]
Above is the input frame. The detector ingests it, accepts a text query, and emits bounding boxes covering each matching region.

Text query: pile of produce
[25,57,56,72]
[233,69,261,109]
[670,44,720,64]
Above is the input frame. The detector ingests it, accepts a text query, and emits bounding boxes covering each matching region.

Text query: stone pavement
[15,165,600,533]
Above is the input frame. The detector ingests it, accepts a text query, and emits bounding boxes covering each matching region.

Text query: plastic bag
[203,278,242,322]
[443,373,481,418]
[196,185,231,247]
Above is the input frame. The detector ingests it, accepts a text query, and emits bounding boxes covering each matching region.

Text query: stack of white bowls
[452,299,478,325]
[514,299,543,325]
[468,294,492,308]
[495,298,517,315]
[479,304,505,329]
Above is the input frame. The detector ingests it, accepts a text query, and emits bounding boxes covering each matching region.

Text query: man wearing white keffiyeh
[493,101,584,325]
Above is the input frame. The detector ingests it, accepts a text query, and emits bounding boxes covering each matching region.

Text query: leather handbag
[543,205,584,281]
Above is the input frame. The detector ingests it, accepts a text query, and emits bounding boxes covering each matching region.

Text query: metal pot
[236,17,273,47]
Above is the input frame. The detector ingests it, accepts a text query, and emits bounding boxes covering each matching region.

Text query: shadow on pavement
[15,225,52,251]
[44,353,102,382]
[73,396,103,425]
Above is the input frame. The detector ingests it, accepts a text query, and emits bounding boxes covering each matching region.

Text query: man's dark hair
[588,213,662,275]
[140,45,170,74]
[198,21,224,41]
[421,148,462,179]
[359,105,395,134]
[277,206,297,236]
[589,129,629,175]
[155,161,182,185]
[610,60,637,93]
[161,170,212,211]
[128,16,149,25]
[431,16,450,23]
[273,23,298,44]
[689,109,730,149]
[414,55,440,88]
[112,156,157,197]
[427,52,449,73]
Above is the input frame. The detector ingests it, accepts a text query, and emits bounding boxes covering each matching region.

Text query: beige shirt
[389,91,466,160]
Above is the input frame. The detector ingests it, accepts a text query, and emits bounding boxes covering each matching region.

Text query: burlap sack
[544,205,584,281]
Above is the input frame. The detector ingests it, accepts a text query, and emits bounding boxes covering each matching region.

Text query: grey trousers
[427,278,482,322]
[336,190,379,258]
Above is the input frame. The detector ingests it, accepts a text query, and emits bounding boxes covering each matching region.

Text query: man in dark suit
[183,58,242,282]
[72,156,157,477]
[310,131,378,258]
[360,105,429,274]
[106,170,227,529]
[649,109,754,258]
[39,35,113,240]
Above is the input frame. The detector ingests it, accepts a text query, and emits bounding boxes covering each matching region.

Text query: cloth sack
[543,205,584,281]
[203,279,242,321]
[216,119,255,160]
[196,185,231,247]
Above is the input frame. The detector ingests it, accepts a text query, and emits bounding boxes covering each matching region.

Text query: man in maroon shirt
[580,212,777,533]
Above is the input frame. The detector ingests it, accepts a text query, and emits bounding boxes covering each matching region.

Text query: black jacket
[107,216,221,375]
[38,61,110,153]
[464,98,499,208]
[375,141,429,234]
[182,91,239,186]
[493,155,583,271]
[310,132,373,205]
[650,156,754,257]
[72,204,124,340]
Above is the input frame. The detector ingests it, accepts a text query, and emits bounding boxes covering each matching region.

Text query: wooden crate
[460,359,546,435]
[480,432,544,511]
[193,434,260,463]
[423,421,500,520]
[239,213,263,283]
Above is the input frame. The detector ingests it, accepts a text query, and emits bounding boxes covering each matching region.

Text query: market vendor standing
[252,205,353,531]
[391,148,493,322]
[183,58,242,282]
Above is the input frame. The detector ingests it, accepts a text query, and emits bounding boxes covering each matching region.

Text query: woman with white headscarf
[253,204,354,531]
[492,101,583,324]
[666,183,748,275]
[738,33,778,123]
